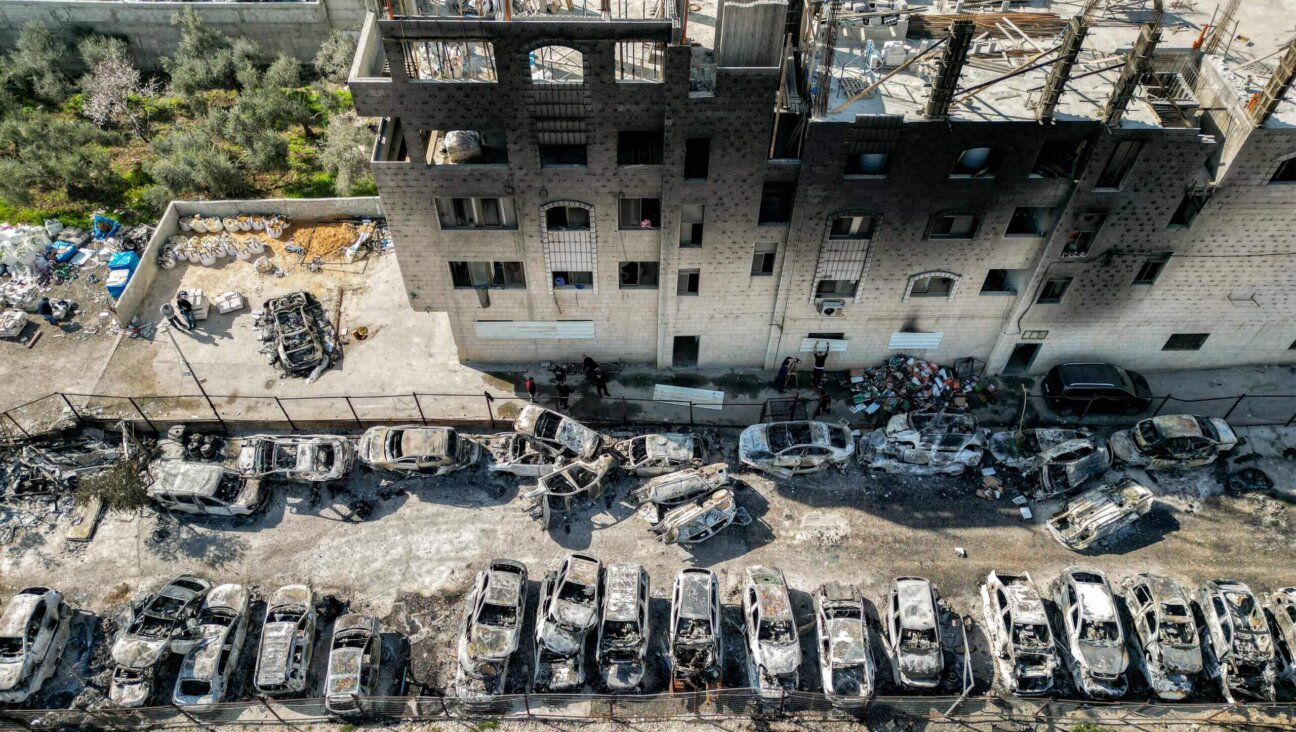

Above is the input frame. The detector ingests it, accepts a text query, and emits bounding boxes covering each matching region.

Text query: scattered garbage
[1226,467,1273,495]
[846,355,994,415]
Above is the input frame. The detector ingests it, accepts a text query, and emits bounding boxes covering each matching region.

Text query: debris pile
[0,432,126,545]
[254,291,334,380]
[846,355,994,415]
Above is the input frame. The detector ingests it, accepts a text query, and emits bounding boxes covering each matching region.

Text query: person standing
[582,354,599,385]
[524,375,536,402]
[552,363,568,386]
[557,382,571,411]
[175,294,197,330]
[159,302,185,330]
[812,342,829,389]
[592,368,610,398]
[36,297,58,326]
[773,356,795,393]
[814,389,832,419]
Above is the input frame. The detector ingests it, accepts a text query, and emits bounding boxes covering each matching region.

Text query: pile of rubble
[846,354,995,416]
[0,430,127,545]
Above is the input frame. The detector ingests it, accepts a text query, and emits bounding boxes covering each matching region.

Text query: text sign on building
[475,320,595,339]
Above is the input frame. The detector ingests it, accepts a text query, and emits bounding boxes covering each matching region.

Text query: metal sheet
[474,320,595,339]
[798,338,848,352]
[887,331,943,350]
[653,384,725,411]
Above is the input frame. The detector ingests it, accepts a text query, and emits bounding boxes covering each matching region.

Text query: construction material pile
[846,354,994,415]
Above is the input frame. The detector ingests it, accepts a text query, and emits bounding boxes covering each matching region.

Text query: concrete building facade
[350,0,1296,375]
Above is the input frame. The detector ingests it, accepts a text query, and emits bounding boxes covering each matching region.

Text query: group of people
[159,293,198,332]
[523,355,611,410]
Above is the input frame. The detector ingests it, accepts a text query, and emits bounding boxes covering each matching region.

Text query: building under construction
[350,0,1296,375]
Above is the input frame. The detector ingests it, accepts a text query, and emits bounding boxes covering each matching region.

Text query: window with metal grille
[552,271,593,289]
[619,262,659,289]
[1036,277,1072,304]
[449,261,526,289]
[679,204,704,246]
[619,198,661,229]
[1163,333,1208,351]
[529,46,584,83]
[617,130,664,165]
[751,242,777,276]
[1133,253,1171,285]
[677,269,700,296]
[405,40,497,81]
[615,42,664,82]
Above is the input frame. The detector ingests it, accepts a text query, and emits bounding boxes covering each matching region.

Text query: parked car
[863,409,988,475]
[649,489,741,546]
[814,582,875,707]
[988,428,1091,471]
[989,429,1109,496]
[1052,569,1129,699]
[1198,579,1277,701]
[738,421,854,478]
[742,566,800,697]
[147,461,264,516]
[532,556,601,693]
[668,569,723,690]
[514,405,603,460]
[1046,479,1155,552]
[0,587,72,704]
[1041,362,1152,416]
[1108,415,1238,470]
[981,571,1058,696]
[173,584,251,709]
[357,425,481,474]
[455,560,528,698]
[480,432,560,477]
[324,614,383,715]
[236,434,354,482]
[597,564,650,692]
[633,463,730,507]
[1122,574,1202,700]
[1265,588,1296,689]
[110,575,211,707]
[612,433,707,476]
[254,585,317,696]
[523,455,616,529]
[885,577,943,689]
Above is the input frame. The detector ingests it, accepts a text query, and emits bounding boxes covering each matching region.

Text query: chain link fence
[2,691,1294,730]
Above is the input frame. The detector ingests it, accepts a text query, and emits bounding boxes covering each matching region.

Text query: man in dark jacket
[175,294,197,330]
[36,297,58,326]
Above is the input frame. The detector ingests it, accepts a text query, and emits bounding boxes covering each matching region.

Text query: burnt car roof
[677,570,716,620]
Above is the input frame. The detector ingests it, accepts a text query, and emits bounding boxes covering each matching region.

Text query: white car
[173,584,251,709]
[738,421,854,477]
[0,588,72,704]
[514,405,604,460]
[357,425,481,474]
[1052,568,1129,699]
[1108,415,1237,470]
[237,434,354,482]
[147,462,264,516]
[254,585,317,696]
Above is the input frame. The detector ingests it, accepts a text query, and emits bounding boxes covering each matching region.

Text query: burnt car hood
[1160,644,1203,674]
[1077,643,1127,677]
[112,636,170,669]
[898,647,942,677]
[468,625,516,659]
[757,642,801,676]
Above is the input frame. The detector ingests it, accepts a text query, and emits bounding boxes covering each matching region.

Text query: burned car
[357,425,481,474]
[0,587,72,704]
[522,454,616,528]
[514,405,604,460]
[173,584,251,709]
[989,428,1092,471]
[633,463,730,508]
[990,430,1110,497]
[110,575,211,707]
[742,566,800,696]
[1198,579,1277,701]
[669,568,723,691]
[237,434,354,482]
[258,291,332,377]
[480,432,559,477]
[1265,588,1296,689]
[648,489,743,546]
[254,585,317,696]
[1053,568,1129,699]
[814,582,875,706]
[1046,479,1155,552]
[863,409,989,475]
[597,563,650,691]
[612,433,706,476]
[885,577,943,689]
[738,421,855,478]
[981,571,1058,696]
[1108,415,1238,470]
[455,559,528,698]
[147,461,264,516]
[1122,574,1202,700]
[324,614,383,715]
[533,554,601,693]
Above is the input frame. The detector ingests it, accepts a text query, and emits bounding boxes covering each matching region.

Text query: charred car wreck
[0,588,72,704]
[533,554,601,693]
[480,432,561,477]
[257,291,333,379]
[522,454,616,529]
[633,463,730,509]
[254,585,317,696]
[669,569,723,691]
[612,433,707,476]
[456,560,528,698]
[1199,579,1277,701]
[596,564,650,692]
[1122,574,1202,700]
[1053,568,1129,699]
[981,571,1058,696]
[514,405,604,460]
[1047,479,1155,552]
[739,421,855,478]
[743,566,801,697]
[863,409,989,476]
[647,488,747,546]
[885,577,943,690]
[237,434,353,483]
[110,575,211,707]
[815,582,875,706]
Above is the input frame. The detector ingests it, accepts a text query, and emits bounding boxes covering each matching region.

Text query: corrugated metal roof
[475,320,595,339]
[888,331,943,350]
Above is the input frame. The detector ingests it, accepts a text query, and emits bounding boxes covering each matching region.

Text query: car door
[25,601,48,668]
[798,446,833,471]
[773,447,804,469]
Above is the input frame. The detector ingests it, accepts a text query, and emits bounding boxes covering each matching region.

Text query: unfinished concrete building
[350,0,1296,375]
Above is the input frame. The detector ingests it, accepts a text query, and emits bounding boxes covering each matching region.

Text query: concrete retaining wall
[116,196,382,325]
[0,0,376,70]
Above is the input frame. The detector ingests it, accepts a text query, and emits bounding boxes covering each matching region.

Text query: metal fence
[4,387,1296,440]
[3,691,1295,730]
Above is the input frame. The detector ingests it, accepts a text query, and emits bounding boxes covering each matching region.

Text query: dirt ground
[2,420,1295,716]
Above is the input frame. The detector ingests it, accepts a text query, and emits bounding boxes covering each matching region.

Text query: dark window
[1037,277,1072,304]
[449,261,526,289]
[1005,207,1050,237]
[677,268,700,296]
[910,276,954,297]
[816,279,858,297]
[1168,190,1208,229]
[679,204,704,246]
[436,197,516,228]
[751,242,777,276]
[1063,212,1106,257]
[844,152,890,176]
[769,111,804,160]
[1163,333,1208,351]
[684,138,710,179]
[545,205,591,230]
[980,269,1015,294]
[1096,140,1143,188]
[829,215,875,239]
[1032,139,1085,178]
[619,198,661,229]
[618,261,659,288]
[552,270,594,289]
[1271,158,1296,183]
[1133,252,1171,285]
[758,182,795,224]
[539,144,587,166]
[808,332,844,341]
[928,212,979,239]
[617,130,664,165]
[951,147,997,177]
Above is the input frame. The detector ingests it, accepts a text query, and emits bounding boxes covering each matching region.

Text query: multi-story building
[349,0,1296,375]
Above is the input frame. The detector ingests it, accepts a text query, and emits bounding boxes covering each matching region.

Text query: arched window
[529,46,584,83]
[904,271,961,301]
[540,200,597,292]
